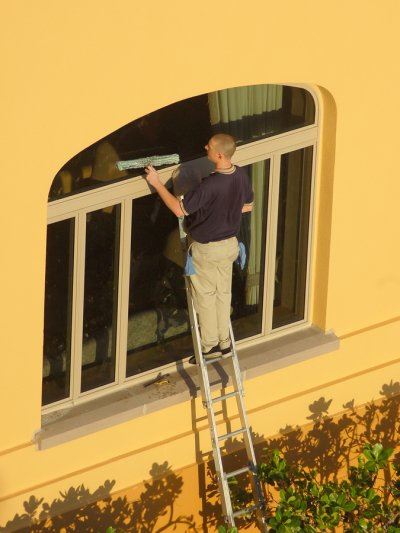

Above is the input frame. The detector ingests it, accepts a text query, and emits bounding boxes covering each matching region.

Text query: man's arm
[243,177,254,213]
[144,165,184,217]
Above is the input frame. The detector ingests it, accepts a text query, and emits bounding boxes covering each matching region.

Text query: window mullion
[264,153,281,334]
[71,211,86,400]
[117,199,132,384]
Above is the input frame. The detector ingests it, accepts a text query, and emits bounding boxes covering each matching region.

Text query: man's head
[205,133,236,165]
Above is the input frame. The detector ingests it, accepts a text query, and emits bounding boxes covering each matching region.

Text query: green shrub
[217,526,238,533]
[219,443,400,532]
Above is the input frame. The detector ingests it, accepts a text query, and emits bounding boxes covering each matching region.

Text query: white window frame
[43,87,319,414]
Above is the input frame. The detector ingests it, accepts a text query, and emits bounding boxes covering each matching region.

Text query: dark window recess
[43,85,316,406]
[81,205,121,392]
[125,159,270,374]
[273,146,313,328]
[49,86,315,201]
[126,194,192,377]
[42,218,74,406]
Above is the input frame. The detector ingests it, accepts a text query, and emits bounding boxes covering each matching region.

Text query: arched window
[43,84,318,409]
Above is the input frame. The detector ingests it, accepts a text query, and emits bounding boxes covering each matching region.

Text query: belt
[188,235,237,245]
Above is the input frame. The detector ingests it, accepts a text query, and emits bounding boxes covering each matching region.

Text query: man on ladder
[144,133,254,362]
[145,134,266,529]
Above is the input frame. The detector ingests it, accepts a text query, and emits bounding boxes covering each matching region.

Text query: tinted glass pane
[126,195,192,377]
[81,205,120,392]
[42,218,74,406]
[49,85,315,200]
[210,86,315,146]
[273,147,313,328]
[232,159,270,340]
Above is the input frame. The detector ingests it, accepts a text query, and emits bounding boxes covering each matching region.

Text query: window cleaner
[142,134,263,528]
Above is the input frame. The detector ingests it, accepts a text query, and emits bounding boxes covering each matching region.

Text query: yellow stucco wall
[1,0,399,527]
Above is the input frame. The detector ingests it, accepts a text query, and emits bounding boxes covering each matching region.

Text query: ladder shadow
[175,359,198,396]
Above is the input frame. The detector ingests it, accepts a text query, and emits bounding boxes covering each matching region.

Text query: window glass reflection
[126,195,192,377]
[126,159,270,375]
[49,86,315,200]
[232,160,270,340]
[81,205,120,392]
[273,146,313,328]
[42,218,74,406]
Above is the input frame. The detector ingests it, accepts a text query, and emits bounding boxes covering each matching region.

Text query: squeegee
[116,154,180,171]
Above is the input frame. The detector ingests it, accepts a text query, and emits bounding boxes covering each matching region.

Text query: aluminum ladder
[184,277,266,529]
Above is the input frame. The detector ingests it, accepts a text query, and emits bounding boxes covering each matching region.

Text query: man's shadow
[170,157,214,196]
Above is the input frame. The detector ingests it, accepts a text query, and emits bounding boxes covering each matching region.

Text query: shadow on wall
[197,378,400,531]
[2,379,400,532]
[0,462,197,532]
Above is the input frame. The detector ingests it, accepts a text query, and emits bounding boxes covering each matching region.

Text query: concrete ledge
[36,325,339,450]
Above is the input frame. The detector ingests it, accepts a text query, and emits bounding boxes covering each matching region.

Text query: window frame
[43,87,319,414]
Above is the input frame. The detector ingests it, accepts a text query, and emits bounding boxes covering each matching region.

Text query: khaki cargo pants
[189,236,239,353]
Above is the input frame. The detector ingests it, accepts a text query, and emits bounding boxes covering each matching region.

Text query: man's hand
[144,165,161,188]
[242,203,253,213]
[143,165,184,217]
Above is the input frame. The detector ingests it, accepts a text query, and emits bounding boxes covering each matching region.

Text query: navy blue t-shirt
[180,165,254,243]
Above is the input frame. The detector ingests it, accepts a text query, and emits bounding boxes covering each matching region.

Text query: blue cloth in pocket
[236,241,246,270]
[184,245,196,275]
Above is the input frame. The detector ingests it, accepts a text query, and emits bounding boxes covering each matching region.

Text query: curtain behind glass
[209,85,283,124]
[245,160,268,305]
[208,85,283,143]
[232,160,269,341]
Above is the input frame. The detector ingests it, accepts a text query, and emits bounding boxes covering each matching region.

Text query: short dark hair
[211,133,236,158]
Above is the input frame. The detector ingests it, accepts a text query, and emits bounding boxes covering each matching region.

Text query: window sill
[36,325,339,450]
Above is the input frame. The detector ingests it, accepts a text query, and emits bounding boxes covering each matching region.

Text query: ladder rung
[225,465,250,479]
[204,352,234,365]
[218,427,247,441]
[232,503,261,518]
[211,391,240,404]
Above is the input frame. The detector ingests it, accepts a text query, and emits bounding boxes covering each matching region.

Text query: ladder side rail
[229,322,267,525]
[185,278,235,524]
[228,322,258,466]
[184,278,208,402]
